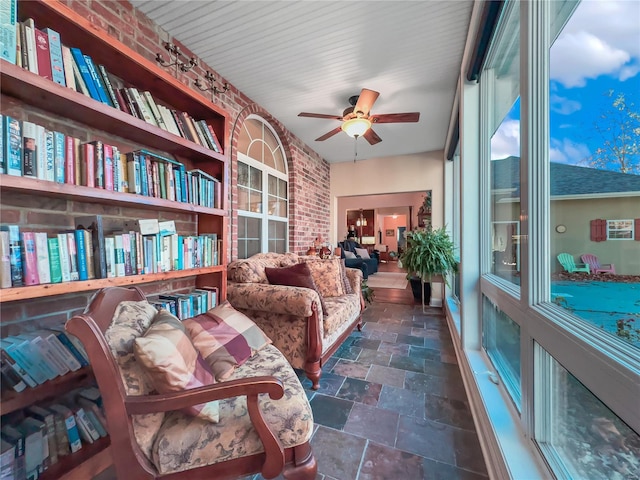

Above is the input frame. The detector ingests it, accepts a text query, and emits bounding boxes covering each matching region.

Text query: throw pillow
[133,309,219,423]
[355,247,371,259]
[344,250,357,259]
[184,302,272,381]
[305,258,345,298]
[339,259,354,295]
[265,262,328,315]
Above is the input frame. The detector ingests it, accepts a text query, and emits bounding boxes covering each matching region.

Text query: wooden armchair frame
[66,286,316,480]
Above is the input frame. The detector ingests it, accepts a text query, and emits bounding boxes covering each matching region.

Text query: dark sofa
[338,239,379,277]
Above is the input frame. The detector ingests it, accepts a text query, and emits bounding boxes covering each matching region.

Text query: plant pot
[409,276,431,304]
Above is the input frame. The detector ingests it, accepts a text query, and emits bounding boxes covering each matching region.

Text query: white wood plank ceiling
[130,0,473,163]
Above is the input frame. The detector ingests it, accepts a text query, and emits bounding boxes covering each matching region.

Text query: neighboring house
[491,157,640,275]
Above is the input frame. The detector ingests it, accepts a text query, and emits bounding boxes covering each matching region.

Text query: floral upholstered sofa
[227,253,364,390]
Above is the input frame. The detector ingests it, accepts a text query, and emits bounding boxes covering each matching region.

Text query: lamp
[356,209,367,243]
[341,117,371,138]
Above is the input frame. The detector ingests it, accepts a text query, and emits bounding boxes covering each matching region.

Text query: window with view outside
[547,0,640,350]
[236,117,288,259]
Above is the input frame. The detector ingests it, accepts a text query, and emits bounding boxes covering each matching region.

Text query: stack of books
[148,286,218,320]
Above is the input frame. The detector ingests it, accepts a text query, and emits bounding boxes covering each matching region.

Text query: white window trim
[606,219,634,240]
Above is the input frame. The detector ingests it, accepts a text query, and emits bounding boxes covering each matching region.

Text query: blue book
[83,54,112,106]
[69,48,101,101]
[4,116,22,176]
[0,0,17,64]
[74,229,89,281]
[48,330,89,367]
[53,131,65,183]
[138,152,149,197]
[1,225,22,286]
[3,339,50,384]
[48,405,82,453]
[43,27,65,86]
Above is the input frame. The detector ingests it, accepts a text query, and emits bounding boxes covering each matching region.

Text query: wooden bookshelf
[41,437,111,480]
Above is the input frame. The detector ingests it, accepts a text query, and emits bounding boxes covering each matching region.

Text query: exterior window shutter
[590,219,606,242]
[635,218,640,241]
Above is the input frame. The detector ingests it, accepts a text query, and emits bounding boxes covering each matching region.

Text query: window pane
[549,1,640,350]
[238,186,250,211]
[249,191,262,213]
[250,166,261,190]
[237,216,261,260]
[482,295,521,408]
[534,346,640,478]
[268,174,277,195]
[487,3,521,286]
[279,178,288,199]
[238,162,249,187]
[268,220,286,253]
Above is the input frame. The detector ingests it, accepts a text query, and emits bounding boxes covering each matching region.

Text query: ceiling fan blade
[371,112,420,124]
[315,126,343,141]
[298,112,343,120]
[354,88,380,117]
[363,128,382,145]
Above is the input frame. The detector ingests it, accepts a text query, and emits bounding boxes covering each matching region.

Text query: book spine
[103,144,114,191]
[60,45,76,91]
[62,415,82,453]
[5,116,22,176]
[21,121,37,178]
[34,232,51,284]
[47,237,62,284]
[0,0,17,64]
[205,123,223,153]
[13,337,57,380]
[97,64,119,109]
[199,120,219,152]
[114,234,125,277]
[90,140,104,189]
[126,153,141,194]
[23,23,38,74]
[32,336,68,376]
[53,131,65,183]
[1,347,36,387]
[45,334,81,371]
[20,231,39,285]
[52,331,88,367]
[66,232,79,281]
[114,88,130,115]
[35,124,46,180]
[83,229,95,280]
[104,236,115,278]
[5,225,23,287]
[43,27,65,86]
[0,230,11,288]
[142,91,165,129]
[56,233,71,282]
[44,129,55,181]
[122,233,132,276]
[51,414,71,458]
[83,54,112,106]
[34,28,53,80]
[74,409,99,441]
[119,88,140,118]
[5,342,47,384]
[1,358,27,392]
[80,142,95,187]
[128,88,155,125]
[69,48,100,101]
[64,135,75,184]
[74,229,88,281]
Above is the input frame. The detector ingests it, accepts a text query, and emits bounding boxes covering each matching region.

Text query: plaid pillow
[184,302,272,381]
[133,309,219,423]
[339,259,354,295]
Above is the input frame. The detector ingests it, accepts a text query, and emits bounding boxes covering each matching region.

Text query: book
[47,405,81,453]
[53,131,65,183]
[16,417,46,479]
[15,20,21,67]
[34,124,46,180]
[157,105,181,136]
[142,91,165,129]
[20,231,39,286]
[46,329,88,368]
[43,27,65,86]
[56,233,71,282]
[34,232,51,285]
[0,425,26,480]
[41,331,81,371]
[70,53,90,97]
[0,439,15,480]
[126,152,141,194]
[69,48,100,101]
[1,356,27,392]
[66,232,79,281]
[114,234,125,277]
[198,120,219,152]
[83,54,112,106]
[104,236,115,278]
[4,116,21,176]
[0,0,17,64]
[88,140,103,188]
[26,406,58,467]
[14,334,66,378]
[205,123,223,153]
[72,407,99,442]
[74,229,89,281]
[74,216,106,280]
[44,129,55,181]
[80,142,95,187]
[75,397,107,435]
[3,226,22,284]
[0,230,11,289]
[22,22,38,75]
[21,121,37,178]
[64,135,75,184]
[1,339,47,385]
[50,411,71,458]
[60,45,76,91]
[103,144,114,191]
[34,28,53,81]
[0,343,36,388]
[97,65,120,110]
[46,237,62,284]
[127,88,155,125]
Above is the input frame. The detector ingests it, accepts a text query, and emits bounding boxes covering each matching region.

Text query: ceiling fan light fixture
[341,117,371,138]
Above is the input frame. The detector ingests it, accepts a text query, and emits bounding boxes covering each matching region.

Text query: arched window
[236,116,288,259]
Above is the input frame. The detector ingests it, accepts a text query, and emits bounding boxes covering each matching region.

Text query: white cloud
[550,0,640,87]
[550,94,582,115]
[491,120,520,160]
[550,138,591,165]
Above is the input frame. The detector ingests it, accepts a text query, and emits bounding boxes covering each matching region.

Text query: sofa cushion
[265,262,328,316]
[344,250,357,259]
[134,310,219,423]
[227,253,299,284]
[151,344,314,475]
[305,258,345,298]
[184,302,272,381]
[355,247,370,259]
[104,300,165,460]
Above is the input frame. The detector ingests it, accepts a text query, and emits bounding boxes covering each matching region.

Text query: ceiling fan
[298,88,420,145]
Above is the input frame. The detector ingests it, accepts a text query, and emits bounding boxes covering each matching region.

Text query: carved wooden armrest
[125,376,286,479]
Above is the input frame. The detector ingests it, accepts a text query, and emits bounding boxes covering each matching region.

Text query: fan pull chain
[353,136,359,162]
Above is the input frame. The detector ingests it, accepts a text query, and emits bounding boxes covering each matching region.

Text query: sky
[490,0,640,172]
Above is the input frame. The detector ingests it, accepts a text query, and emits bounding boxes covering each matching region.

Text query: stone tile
[344,403,398,447]
[366,365,406,388]
[309,394,353,430]
[331,359,371,380]
[383,324,413,335]
[425,394,475,431]
[362,329,397,343]
[395,333,426,346]
[334,343,362,360]
[377,385,425,418]
[323,356,339,372]
[441,351,458,364]
[310,426,367,480]
[336,377,382,406]
[362,322,386,332]
[396,415,455,464]
[305,371,346,396]
[412,327,447,338]
[356,348,391,367]
[409,345,441,361]
[378,341,410,356]
[453,428,489,475]
[423,337,445,350]
[423,358,462,378]
[422,458,489,480]
[389,354,425,373]
[350,337,381,350]
[358,442,425,479]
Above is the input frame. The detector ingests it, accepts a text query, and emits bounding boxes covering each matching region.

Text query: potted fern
[398,226,457,304]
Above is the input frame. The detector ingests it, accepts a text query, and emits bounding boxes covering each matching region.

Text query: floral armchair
[226,253,364,390]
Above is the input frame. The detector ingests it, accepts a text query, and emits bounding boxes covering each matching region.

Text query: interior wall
[382,215,407,253]
[330,150,444,246]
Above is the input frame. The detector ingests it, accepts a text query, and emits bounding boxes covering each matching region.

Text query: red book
[205,124,223,154]
[65,136,76,184]
[34,28,53,81]
[81,142,95,187]
[104,144,114,191]
[20,232,40,286]
[114,89,131,115]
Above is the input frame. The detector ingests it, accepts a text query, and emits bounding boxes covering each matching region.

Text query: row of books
[0,218,221,289]
[1,387,106,480]
[1,8,223,153]
[148,286,219,321]
[1,116,223,209]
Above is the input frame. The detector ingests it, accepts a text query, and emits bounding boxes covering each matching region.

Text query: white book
[44,129,55,181]
[142,91,166,130]
[114,234,125,277]
[61,45,77,91]
[158,105,181,136]
[24,334,69,377]
[74,408,100,441]
[105,236,116,278]
[66,232,79,281]
[0,230,11,289]
[23,23,38,75]
[41,331,82,371]
[11,335,60,379]
[73,411,94,444]
[35,124,46,180]
[127,88,156,126]
[34,232,51,284]
[57,233,71,282]
[22,120,37,178]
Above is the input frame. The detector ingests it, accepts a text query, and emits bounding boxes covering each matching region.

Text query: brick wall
[59,0,331,259]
